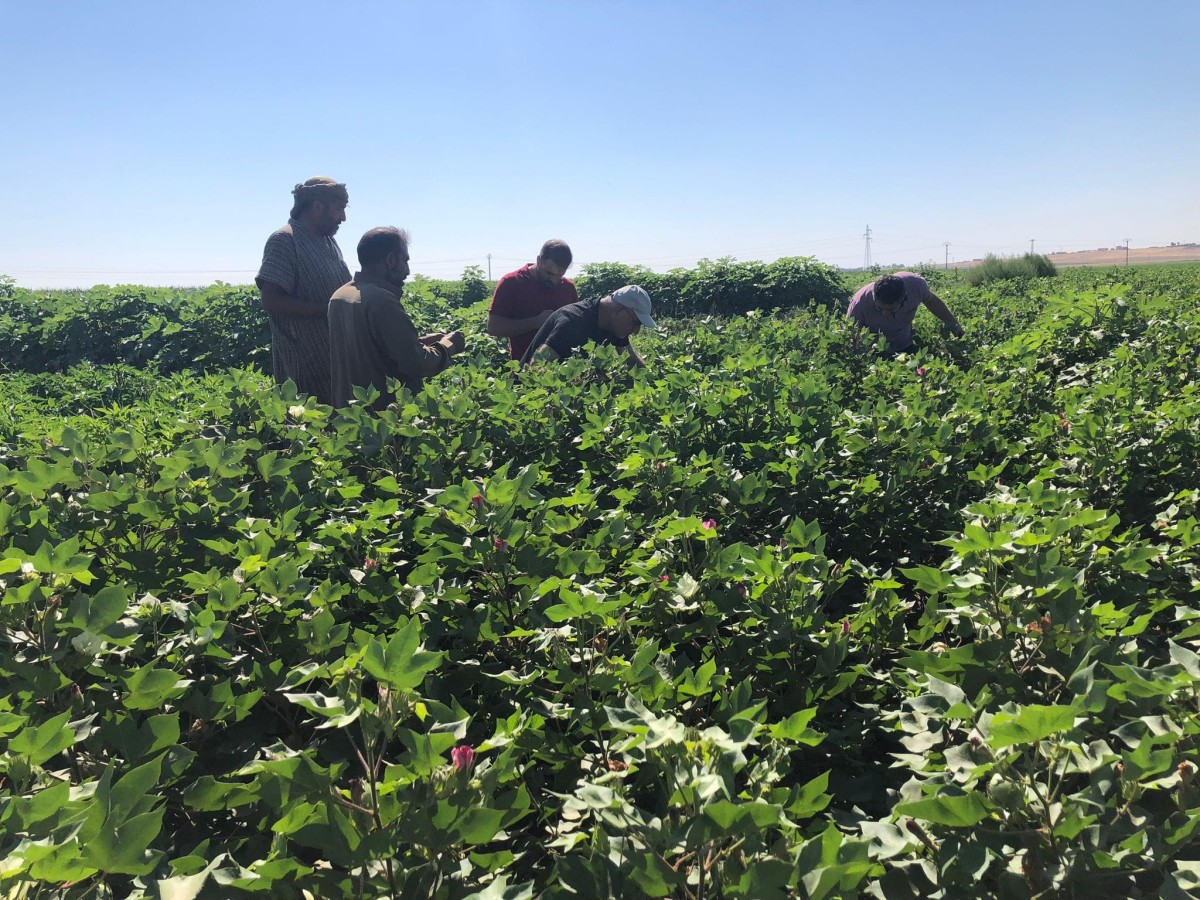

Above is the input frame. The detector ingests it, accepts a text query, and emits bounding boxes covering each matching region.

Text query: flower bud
[451,744,475,772]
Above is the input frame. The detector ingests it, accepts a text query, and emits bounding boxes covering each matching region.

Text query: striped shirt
[256,219,351,404]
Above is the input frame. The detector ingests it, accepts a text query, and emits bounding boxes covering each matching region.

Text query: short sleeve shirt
[488,263,579,360]
[519,297,629,365]
[256,219,350,307]
[846,271,931,351]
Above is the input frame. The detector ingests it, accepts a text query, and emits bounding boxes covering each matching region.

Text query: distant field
[952,243,1200,269]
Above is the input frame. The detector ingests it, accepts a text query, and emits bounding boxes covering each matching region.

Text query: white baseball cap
[612,285,657,329]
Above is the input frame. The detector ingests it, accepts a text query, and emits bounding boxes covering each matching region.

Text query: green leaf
[1169,641,1200,679]
[790,771,832,819]
[455,806,506,844]
[896,792,994,826]
[770,707,824,745]
[361,618,443,691]
[988,705,1075,749]
[123,665,191,710]
[9,711,75,766]
[67,584,128,634]
[84,807,165,875]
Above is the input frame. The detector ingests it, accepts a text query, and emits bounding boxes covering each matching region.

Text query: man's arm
[487,309,554,338]
[258,280,328,318]
[527,343,560,366]
[372,302,464,381]
[922,291,965,336]
[622,344,646,368]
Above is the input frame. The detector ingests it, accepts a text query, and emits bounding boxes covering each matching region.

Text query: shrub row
[0,257,846,374]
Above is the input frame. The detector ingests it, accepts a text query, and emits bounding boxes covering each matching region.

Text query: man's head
[608,285,657,338]
[357,227,411,293]
[533,239,573,287]
[872,275,907,312]
[291,176,349,237]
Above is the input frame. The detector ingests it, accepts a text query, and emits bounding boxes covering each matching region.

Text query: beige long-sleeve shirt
[328,275,453,410]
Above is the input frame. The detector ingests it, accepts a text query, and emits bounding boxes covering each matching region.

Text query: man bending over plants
[847,271,964,354]
[487,239,580,363]
[328,227,466,410]
[520,285,656,368]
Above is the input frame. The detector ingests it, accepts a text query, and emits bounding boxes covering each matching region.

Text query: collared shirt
[488,263,579,361]
[328,274,452,409]
[519,296,629,365]
[846,271,932,351]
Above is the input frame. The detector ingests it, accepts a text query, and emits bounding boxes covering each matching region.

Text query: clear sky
[2,1,1197,288]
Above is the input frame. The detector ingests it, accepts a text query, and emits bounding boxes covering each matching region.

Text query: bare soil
[952,244,1200,269]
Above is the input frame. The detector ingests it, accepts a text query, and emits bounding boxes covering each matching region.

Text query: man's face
[872,292,905,317]
[314,199,348,237]
[613,303,642,338]
[534,255,567,287]
[385,246,411,294]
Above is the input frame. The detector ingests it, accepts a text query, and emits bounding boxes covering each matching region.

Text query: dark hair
[357,227,410,267]
[539,239,573,268]
[874,274,907,306]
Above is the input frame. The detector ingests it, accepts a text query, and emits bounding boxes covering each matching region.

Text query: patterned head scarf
[290,176,349,217]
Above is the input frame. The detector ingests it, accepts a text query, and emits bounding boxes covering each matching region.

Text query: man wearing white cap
[520,285,656,368]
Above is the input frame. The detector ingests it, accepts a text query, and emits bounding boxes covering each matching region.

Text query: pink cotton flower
[451,745,475,772]
[737,584,748,599]
[471,494,485,509]
[702,518,717,531]
[840,619,851,636]
[659,574,670,584]
[917,366,927,377]
[493,538,508,552]
[363,558,378,571]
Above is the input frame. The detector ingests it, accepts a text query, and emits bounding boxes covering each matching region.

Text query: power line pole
[487,253,492,280]
[1030,238,1035,255]
[1124,238,1130,266]
[944,242,950,270]
[863,225,872,268]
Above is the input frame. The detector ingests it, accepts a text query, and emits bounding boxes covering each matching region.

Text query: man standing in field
[256,176,352,404]
[847,271,965,354]
[487,240,579,363]
[328,227,466,410]
[521,285,655,368]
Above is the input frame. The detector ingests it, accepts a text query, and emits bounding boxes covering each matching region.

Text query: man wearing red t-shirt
[487,239,579,362]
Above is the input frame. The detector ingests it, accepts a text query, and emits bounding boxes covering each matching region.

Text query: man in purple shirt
[847,272,964,354]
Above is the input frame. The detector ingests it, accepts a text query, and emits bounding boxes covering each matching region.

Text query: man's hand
[420,332,445,345]
[440,330,467,355]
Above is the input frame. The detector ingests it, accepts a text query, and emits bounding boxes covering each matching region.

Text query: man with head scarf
[255,176,352,403]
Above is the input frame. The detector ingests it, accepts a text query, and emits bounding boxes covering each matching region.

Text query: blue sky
[2,1,1197,288]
